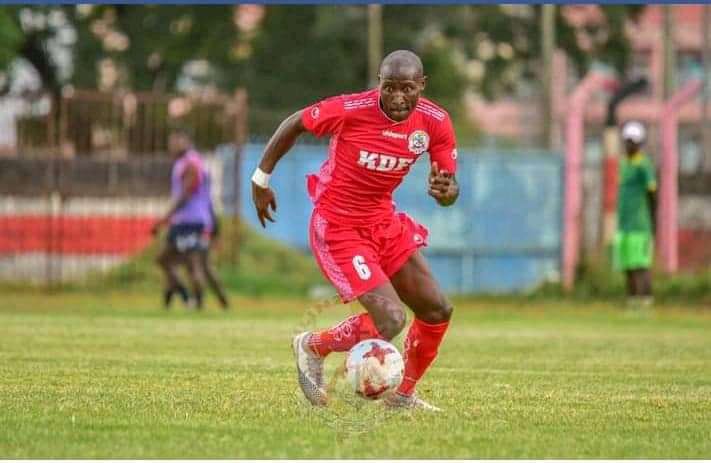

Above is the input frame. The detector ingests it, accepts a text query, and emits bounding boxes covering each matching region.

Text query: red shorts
[309,209,429,303]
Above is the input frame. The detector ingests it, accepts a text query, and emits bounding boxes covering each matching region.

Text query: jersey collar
[628,151,645,165]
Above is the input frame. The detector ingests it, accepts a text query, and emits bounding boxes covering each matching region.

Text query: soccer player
[251,50,459,410]
[614,121,657,306]
[153,128,227,310]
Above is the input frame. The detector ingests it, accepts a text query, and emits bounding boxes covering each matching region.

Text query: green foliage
[72,5,237,91]
[244,6,477,136]
[0,6,80,93]
[558,5,646,80]
[0,9,22,74]
[243,6,366,108]
[2,5,645,142]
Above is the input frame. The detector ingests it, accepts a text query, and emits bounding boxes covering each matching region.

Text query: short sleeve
[428,115,458,174]
[301,96,346,138]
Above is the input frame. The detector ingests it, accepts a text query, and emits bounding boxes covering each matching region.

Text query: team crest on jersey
[408,130,429,155]
[310,106,320,119]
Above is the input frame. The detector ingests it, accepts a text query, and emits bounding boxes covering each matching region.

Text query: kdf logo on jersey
[358,151,414,172]
[408,130,429,155]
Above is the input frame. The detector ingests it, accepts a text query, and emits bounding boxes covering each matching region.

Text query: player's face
[624,139,641,155]
[168,133,190,157]
[379,69,425,122]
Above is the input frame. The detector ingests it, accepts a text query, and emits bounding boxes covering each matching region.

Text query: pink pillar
[658,79,702,273]
[562,72,617,291]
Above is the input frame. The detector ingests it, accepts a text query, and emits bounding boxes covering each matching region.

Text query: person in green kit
[614,121,657,306]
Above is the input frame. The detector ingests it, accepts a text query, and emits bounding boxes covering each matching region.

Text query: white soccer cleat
[292,332,327,406]
[383,391,442,412]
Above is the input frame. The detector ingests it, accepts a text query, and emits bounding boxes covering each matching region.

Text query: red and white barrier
[0,196,168,282]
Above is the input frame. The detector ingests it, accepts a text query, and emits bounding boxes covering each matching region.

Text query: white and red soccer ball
[345,339,404,400]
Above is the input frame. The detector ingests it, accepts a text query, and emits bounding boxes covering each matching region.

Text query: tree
[0,6,65,95]
[71,5,237,92]
[1,4,646,141]
[0,9,23,74]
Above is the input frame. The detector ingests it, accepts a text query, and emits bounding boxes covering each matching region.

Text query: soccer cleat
[383,391,442,412]
[292,332,327,406]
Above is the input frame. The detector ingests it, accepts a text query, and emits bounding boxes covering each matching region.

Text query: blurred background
[0,4,708,302]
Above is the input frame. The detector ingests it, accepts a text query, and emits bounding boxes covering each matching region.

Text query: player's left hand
[151,220,164,236]
[428,162,458,207]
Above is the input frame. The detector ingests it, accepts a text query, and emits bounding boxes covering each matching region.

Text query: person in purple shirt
[152,128,228,310]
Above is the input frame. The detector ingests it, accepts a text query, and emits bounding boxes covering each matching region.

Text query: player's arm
[646,163,658,235]
[428,115,459,207]
[152,164,200,234]
[428,163,458,207]
[253,96,345,227]
[647,189,657,235]
[252,110,307,228]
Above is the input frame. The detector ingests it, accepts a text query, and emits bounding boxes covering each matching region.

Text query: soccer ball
[345,339,404,400]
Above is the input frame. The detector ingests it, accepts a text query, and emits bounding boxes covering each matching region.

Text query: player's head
[621,120,645,156]
[378,50,426,122]
[168,127,193,157]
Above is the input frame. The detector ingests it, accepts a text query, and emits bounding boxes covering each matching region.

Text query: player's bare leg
[156,247,189,309]
[629,268,653,307]
[185,252,205,310]
[640,269,653,304]
[293,283,406,406]
[385,251,452,411]
[199,250,229,309]
[625,270,635,300]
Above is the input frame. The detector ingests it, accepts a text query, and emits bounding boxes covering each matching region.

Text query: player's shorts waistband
[312,206,397,230]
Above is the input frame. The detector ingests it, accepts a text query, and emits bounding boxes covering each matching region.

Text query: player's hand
[428,162,458,207]
[151,220,164,236]
[252,182,277,228]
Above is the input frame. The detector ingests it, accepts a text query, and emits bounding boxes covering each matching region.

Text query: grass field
[1,290,710,458]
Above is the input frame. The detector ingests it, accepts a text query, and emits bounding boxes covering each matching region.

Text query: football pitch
[1,291,710,458]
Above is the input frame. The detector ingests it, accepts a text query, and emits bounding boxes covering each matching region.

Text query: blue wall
[221,143,562,294]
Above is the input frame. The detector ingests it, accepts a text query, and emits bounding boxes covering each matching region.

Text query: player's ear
[419,76,427,91]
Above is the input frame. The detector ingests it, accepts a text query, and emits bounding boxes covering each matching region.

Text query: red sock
[308,313,382,357]
[397,318,450,396]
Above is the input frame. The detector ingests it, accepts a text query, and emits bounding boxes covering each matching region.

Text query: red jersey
[301,88,457,226]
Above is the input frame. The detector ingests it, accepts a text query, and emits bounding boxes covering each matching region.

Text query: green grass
[1,290,710,458]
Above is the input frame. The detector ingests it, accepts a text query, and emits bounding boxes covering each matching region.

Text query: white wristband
[251,167,271,188]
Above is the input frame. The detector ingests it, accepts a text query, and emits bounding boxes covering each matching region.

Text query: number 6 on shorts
[352,255,371,280]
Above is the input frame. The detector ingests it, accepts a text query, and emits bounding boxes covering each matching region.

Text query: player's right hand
[252,182,277,228]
